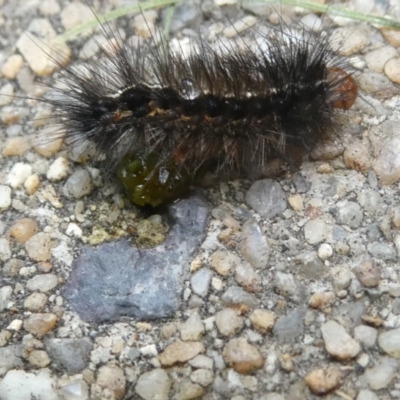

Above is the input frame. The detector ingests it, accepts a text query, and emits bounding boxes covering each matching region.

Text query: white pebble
[318,244,333,260]
[46,157,69,181]
[7,162,32,188]
[0,185,12,210]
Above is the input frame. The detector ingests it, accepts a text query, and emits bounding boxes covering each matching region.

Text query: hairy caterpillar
[39,7,358,207]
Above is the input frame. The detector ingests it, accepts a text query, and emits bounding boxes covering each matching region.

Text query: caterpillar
[38,6,358,207]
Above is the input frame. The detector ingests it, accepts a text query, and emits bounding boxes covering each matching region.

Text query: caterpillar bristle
[36,9,357,207]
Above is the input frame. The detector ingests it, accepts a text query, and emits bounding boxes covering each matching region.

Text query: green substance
[117,153,192,207]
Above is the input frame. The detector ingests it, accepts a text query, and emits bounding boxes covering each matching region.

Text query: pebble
[0,369,58,400]
[330,26,368,55]
[1,54,23,79]
[135,368,171,400]
[305,366,341,395]
[46,157,69,181]
[63,169,93,199]
[368,242,397,261]
[356,390,379,400]
[95,364,126,400]
[330,266,352,290]
[9,218,38,243]
[0,185,12,210]
[3,136,30,157]
[235,262,262,293]
[223,15,257,37]
[363,356,400,390]
[333,200,363,228]
[0,345,23,375]
[59,379,89,400]
[288,194,304,211]
[179,311,205,341]
[191,368,214,387]
[189,355,214,370]
[175,379,204,399]
[33,133,63,157]
[0,286,12,312]
[273,307,307,342]
[221,287,258,309]
[159,341,205,366]
[25,233,52,262]
[28,349,51,367]
[292,252,326,280]
[274,272,304,303]
[26,274,58,293]
[6,162,32,188]
[245,179,287,218]
[357,189,382,213]
[210,250,239,276]
[321,320,361,360]
[24,292,47,311]
[223,338,264,374]
[309,292,335,310]
[0,238,11,262]
[373,134,400,185]
[304,218,331,244]
[365,46,397,73]
[343,140,370,173]
[382,28,400,47]
[384,57,400,83]
[45,338,93,373]
[378,327,400,358]
[239,218,270,269]
[357,71,397,99]
[0,331,11,347]
[355,259,381,288]
[215,308,244,336]
[317,244,333,260]
[191,268,213,297]
[249,309,275,334]
[24,174,40,195]
[132,10,158,38]
[354,325,378,348]
[23,313,57,338]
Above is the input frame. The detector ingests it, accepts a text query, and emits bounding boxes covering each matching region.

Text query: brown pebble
[305,366,341,395]
[356,259,381,288]
[28,349,51,367]
[384,58,400,83]
[9,218,38,243]
[24,292,47,311]
[96,364,126,400]
[210,250,239,276]
[317,163,334,174]
[23,313,57,338]
[1,54,24,79]
[223,338,264,374]
[249,309,275,334]
[215,308,244,337]
[381,28,400,47]
[0,330,12,347]
[362,314,384,327]
[3,137,31,156]
[25,232,52,262]
[309,292,335,311]
[33,134,63,157]
[24,174,40,195]
[280,353,295,372]
[159,341,205,366]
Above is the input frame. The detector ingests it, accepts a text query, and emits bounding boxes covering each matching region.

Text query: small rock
[354,325,377,348]
[63,169,93,199]
[96,364,126,400]
[46,157,69,181]
[1,54,24,79]
[0,239,11,262]
[292,252,326,280]
[356,389,379,400]
[25,233,52,262]
[305,366,341,395]
[24,292,47,311]
[9,218,38,243]
[288,194,304,211]
[210,250,239,276]
[365,46,397,73]
[355,259,381,288]
[273,307,306,342]
[378,327,400,358]
[175,379,204,399]
[0,185,12,210]
[0,286,12,312]
[3,136,30,156]
[330,267,352,290]
[215,308,244,336]
[6,162,32,189]
[23,313,57,338]
[188,355,214,370]
[235,262,262,293]
[245,179,286,218]
[373,135,400,185]
[368,242,397,261]
[330,26,367,55]
[221,287,258,309]
[249,309,275,334]
[384,57,400,83]
[344,140,370,173]
[304,218,331,244]
[321,320,361,360]
[223,338,264,374]
[28,350,50,368]
[333,200,363,228]
[239,218,270,269]
[26,274,58,293]
[59,379,89,400]
[309,292,335,310]
[0,345,23,375]
[179,311,205,341]
[363,356,400,390]
[274,272,304,303]
[190,368,214,387]
[0,369,58,400]
[159,341,205,366]
[135,368,171,400]
[318,244,333,260]
[357,189,382,213]
[191,268,213,297]
[0,331,12,347]
[24,174,40,195]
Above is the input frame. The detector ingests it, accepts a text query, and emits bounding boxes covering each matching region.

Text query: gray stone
[166,2,203,34]
[221,287,258,309]
[363,356,400,390]
[378,327,400,358]
[0,345,23,376]
[45,338,93,373]
[357,189,382,213]
[291,252,326,279]
[191,268,213,297]
[368,243,397,261]
[292,173,311,193]
[0,238,11,261]
[63,196,209,322]
[273,306,306,342]
[274,272,305,303]
[304,218,331,244]
[245,179,287,218]
[354,325,378,348]
[332,200,363,228]
[63,169,93,199]
[356,390,379,400]
[239,218,270,269]
[0,286,12,312]
[392,298,400,315]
